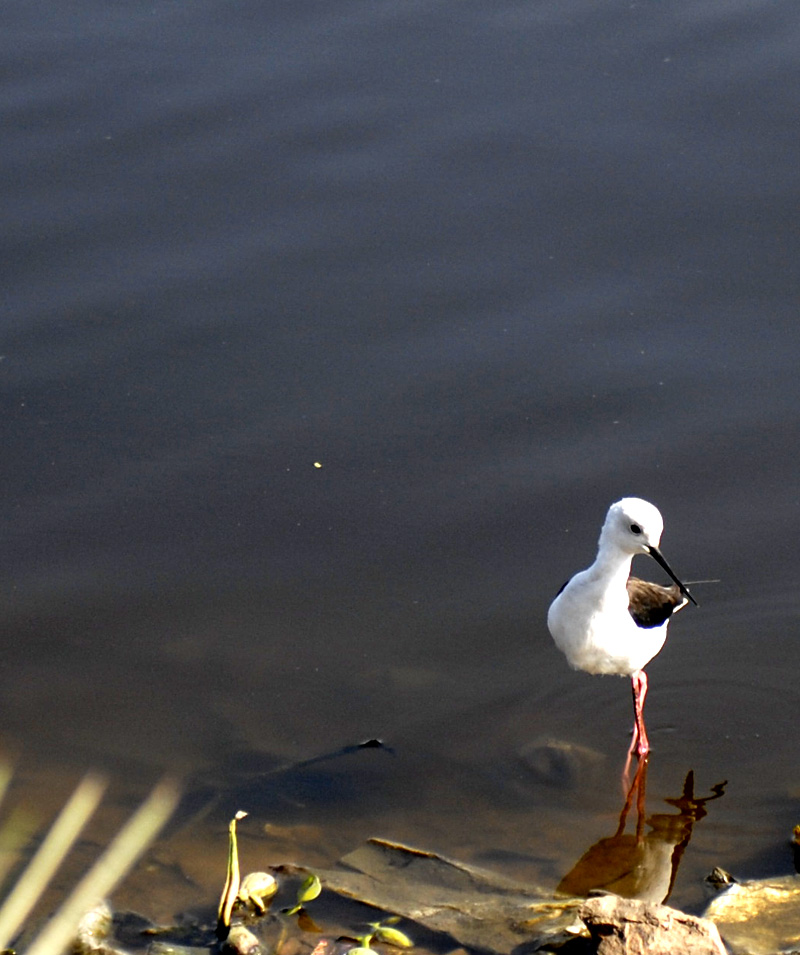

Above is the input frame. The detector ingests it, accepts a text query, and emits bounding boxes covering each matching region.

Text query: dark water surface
[3,0,800,919]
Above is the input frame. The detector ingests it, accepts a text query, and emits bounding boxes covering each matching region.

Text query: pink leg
[623,670,650,782]
[631,669,650,756]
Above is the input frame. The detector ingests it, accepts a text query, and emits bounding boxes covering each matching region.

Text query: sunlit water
[2,0,800,923]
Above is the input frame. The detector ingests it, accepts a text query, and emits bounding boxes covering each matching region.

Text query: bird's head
[602,497,664,556]
[601,497,697,606]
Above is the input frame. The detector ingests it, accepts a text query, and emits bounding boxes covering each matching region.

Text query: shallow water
[2,0,800,924]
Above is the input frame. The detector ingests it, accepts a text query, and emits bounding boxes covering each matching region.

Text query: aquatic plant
[0,765,179,954]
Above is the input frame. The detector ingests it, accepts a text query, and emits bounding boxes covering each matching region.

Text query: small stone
[76,902,114,948]
[225,924,263,955]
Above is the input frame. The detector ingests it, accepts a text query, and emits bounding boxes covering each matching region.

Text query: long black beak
[646,546,698,606]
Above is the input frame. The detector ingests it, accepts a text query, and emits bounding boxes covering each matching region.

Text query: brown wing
[627,577,688,629]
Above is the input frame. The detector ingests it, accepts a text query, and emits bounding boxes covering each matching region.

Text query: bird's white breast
[547,570,669,677]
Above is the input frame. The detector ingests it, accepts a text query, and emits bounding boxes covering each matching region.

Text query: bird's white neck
[587,541,633,590]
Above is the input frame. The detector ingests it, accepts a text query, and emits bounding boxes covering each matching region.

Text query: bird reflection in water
[557,760,726,904]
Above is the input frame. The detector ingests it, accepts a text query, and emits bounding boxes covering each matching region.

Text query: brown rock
[580,895,728,955]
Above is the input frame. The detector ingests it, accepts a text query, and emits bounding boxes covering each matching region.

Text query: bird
[547,498,697,763]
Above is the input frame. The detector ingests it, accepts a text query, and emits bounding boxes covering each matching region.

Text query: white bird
[547,498,696,761]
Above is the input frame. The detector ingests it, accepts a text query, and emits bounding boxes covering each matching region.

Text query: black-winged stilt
[547,498,697,762]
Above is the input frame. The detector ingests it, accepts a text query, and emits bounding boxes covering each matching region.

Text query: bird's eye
[630,523,642,535]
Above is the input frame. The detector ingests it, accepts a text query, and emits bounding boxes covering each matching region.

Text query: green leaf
[297,872,322,904]
[374,926,413,948]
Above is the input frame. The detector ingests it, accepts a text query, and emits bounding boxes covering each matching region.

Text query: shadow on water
[171,738,399,835]
[557,756,726,905]
[170,719,732,905]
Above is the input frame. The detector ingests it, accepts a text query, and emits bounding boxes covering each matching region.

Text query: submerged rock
[517,737,604,789]
[318,837,586,953]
